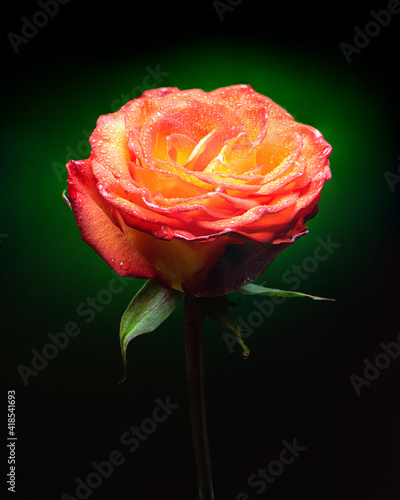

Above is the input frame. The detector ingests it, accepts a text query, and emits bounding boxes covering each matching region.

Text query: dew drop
[119,261,130,272]
[154,226,172,239]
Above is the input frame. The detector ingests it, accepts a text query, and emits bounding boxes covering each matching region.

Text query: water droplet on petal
[119,261,130,272]
[154,226,173,239]
[97,183,111,199]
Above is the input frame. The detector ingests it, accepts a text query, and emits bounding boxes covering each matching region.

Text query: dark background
[2,0,400,499]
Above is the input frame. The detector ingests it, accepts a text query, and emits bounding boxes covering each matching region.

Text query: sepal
[237,283,335,301]
[197,296,250,358]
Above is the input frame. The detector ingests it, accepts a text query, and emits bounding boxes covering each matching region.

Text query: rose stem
[184,294,214,500]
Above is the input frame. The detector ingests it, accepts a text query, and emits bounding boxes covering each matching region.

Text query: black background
[2,1,400,499]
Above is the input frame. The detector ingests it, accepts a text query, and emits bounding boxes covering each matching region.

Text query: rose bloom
[66,85,331,297]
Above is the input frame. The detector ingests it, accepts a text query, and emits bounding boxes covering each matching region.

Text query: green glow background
[2,1,399,499]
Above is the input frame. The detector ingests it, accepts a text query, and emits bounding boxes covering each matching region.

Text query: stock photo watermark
[349,332,400,395]
[339,0,400,63]
[7,0,71,54]
[6,391,16,493]
[52,64,170,183]
[109,65,170,111]
[61,396,180,499]
[236,438,306,499]
[223,235,340,354]
[213,0,244,22]
[17,271,131,386]
[384,154,400,192]
[52,129,92,183]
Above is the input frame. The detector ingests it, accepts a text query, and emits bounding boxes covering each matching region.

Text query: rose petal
[184,127,243,172]
[66,159,157,280]
[166,133,197,165]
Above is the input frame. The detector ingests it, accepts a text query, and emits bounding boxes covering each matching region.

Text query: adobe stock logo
[384,154,400,193]
[339,0,400,63]
[7,0,70,54]
[223,235,340,355]
[61,397,180,500]
[17,271,130,386]
[212,0,244,22]
[236,438,307,499]
[349,332,400,396]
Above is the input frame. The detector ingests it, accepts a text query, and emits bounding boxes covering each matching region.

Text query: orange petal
[66,159,156,280]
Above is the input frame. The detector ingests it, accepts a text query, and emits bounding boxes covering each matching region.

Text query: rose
[66,85,332,297]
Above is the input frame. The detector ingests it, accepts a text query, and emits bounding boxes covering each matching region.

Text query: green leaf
[119,280,184,382]
[197,296,250,358]
[237,283,335,301]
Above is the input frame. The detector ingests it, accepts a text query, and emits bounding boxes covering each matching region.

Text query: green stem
[184,295,214,500]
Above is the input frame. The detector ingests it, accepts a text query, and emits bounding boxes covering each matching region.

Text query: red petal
[66,159,157,280]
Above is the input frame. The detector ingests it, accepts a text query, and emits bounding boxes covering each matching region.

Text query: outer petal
[66,159,157,281]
